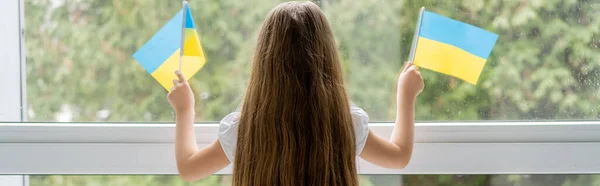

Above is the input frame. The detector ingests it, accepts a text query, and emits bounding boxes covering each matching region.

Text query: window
[1,0,599,186]
[23,0,600,122]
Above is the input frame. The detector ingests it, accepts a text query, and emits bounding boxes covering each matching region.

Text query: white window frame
[0,0,27,185]
[1,0,600,176]
[1,123,600,175]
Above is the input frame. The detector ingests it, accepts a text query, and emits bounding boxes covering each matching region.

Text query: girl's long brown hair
[233,1,357,186]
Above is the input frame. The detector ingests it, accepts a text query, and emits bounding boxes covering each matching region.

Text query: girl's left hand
[168,71,195,113]
[397,62,424,100]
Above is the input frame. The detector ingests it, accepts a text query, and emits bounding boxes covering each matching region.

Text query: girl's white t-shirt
[218,106,370,162]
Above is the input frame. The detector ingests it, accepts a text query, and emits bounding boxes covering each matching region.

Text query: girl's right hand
[397,62,424,100]
[168,71,195,113]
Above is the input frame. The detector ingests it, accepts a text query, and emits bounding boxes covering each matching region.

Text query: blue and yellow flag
[410,8,498,85]
[133,4,206,91]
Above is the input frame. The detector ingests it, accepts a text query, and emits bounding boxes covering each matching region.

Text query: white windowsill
[1,121,599,143]
[1,122,599,175]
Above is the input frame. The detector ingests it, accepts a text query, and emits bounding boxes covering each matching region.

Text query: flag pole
[179,0,188,72]
[408,7,425,64]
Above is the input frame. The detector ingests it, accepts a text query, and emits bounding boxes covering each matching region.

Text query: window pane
[25,0,599,122]
[27,175,600,185]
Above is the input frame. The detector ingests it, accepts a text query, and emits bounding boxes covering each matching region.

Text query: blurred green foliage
[25,0,599,122]
[25,0,599,185]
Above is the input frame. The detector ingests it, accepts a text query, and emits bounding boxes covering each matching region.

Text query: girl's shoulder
[218,112,242,162]
[350,106,370,155]
[350,105,369,125]
[217,106,370,162]
[219,106,369,128]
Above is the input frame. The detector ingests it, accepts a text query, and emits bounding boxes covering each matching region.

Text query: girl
[167,1,424,186]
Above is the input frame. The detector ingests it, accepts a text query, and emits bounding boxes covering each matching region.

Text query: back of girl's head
[234,1,358,186]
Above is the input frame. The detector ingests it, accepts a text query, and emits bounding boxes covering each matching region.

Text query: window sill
[1,122,599,174]
[1,121,599,143]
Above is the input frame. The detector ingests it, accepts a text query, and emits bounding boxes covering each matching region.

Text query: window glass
[25,0,599,122]
[26,175,600,186]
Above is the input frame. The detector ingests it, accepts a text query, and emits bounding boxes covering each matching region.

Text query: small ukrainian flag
[133,3,206,91]
[409,8,498,85]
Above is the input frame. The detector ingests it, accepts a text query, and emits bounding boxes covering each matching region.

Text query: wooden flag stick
[179,0,188,72]
[408,7,425,64]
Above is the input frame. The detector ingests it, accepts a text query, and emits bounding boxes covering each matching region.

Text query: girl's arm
[168,71,230,181]
[360,63,423,169]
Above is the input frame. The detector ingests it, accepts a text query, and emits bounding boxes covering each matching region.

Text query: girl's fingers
[172,79,179,86]
[402,62,412,73]
[175,71,187,83]
[407,65,418,72]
